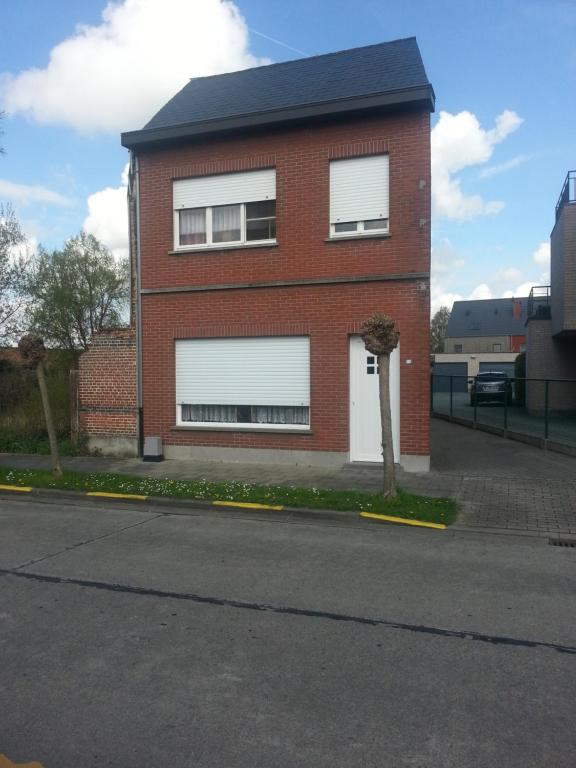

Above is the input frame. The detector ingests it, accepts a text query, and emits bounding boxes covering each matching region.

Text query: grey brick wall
[526,318,576,413]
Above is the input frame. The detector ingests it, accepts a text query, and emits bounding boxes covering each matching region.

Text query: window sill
[325,233,391,243]
[172,424,312,434]
[169,241,278,256]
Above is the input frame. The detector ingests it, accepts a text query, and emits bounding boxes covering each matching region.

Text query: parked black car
[470,371,513,406]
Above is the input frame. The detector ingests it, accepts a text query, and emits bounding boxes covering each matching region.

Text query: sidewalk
[1,420,575,536]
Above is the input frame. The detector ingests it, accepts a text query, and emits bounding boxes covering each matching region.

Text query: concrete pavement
[0,496,575,767]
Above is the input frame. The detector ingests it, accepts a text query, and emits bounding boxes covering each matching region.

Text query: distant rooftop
[445,297,529,338]
[121,37,434,149]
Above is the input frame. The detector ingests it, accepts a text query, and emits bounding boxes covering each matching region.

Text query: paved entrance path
[1,419,575,535]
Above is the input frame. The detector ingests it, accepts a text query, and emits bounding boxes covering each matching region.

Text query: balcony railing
[528,285,551,319]
[556,170,576,221]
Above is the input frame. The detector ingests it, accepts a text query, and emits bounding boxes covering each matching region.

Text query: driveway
[416,419,576,536]
[1,496,575,767]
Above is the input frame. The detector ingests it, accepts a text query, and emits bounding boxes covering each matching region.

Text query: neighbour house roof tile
[121,37,433,148]
[445,298,529,338]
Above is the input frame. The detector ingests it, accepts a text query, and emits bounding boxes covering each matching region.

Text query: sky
[1,0,575,314]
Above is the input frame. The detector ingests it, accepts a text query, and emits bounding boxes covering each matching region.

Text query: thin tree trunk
[378,353,396,498]
[36,361,62,478]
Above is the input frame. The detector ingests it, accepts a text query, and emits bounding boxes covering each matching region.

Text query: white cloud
[532,241,550,267]
[431,283,494,315]
[0,179,74,207]
[478,154,531,179]
[84,165,129,259]
[0,0,266,134]
[468,283,493,300]
[431,109,523,220]
[495,266,523,282]
[432,237,465,274]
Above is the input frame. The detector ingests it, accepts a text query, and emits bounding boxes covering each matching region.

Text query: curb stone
[0,484,449,530]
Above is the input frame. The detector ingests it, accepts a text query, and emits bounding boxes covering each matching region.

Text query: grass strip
[0,466,458,526]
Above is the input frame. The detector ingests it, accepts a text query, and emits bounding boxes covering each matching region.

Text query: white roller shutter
[329,155,389,223]
[176,337,310,406]
[174,169,276,210]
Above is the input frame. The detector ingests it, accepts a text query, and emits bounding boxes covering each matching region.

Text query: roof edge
[121,84,435,150]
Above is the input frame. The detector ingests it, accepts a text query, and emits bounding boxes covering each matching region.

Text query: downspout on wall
[128,151,143,456]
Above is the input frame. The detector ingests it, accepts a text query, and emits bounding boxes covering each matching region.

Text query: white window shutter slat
[329,155,389,223]
[176,337,310,407]
[174,169,276,209]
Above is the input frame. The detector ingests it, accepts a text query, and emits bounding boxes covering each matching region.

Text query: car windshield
[477,372,507,380]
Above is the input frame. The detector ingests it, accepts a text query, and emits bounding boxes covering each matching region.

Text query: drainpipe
[129,151,144,457]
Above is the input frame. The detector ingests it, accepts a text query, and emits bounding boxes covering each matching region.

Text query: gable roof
[445,298,529,338]
[121,37,434,150]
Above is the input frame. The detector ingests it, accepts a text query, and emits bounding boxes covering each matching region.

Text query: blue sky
[1,0,575,312]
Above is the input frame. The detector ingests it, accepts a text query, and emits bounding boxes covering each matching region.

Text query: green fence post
[504,383,508,433]
[449,376,453,420]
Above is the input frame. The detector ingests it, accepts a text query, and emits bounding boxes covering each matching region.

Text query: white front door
[349,335,400,462]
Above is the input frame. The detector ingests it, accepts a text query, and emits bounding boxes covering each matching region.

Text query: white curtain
[179,209,206,245]
[212,204,241,242]
[180,404,309,425]
[181,405,237,422]
[252,406,309,424]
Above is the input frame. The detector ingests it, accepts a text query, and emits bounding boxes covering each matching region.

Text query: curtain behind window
[180,209,206,245]
[213,204,241,242]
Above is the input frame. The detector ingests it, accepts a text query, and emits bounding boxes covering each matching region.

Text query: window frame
[176,404,311,431]
[329,218,389,238]
[174,200,276,251]
[329,153,390,240]
[174,336,311,431]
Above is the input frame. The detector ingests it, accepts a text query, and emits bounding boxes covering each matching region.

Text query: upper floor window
[173,169,276,250]
[329,155,389,238]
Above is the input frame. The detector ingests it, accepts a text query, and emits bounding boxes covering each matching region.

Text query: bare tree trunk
[377,353,396,498]
[36,361,62,478]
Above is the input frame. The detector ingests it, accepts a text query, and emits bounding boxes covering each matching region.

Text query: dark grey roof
[445,298,530,338]
[122,37,433,149]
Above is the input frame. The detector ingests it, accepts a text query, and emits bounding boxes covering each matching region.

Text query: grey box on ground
[143,436,163,462]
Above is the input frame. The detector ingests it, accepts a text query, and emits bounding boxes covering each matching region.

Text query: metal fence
[431,374,576,451]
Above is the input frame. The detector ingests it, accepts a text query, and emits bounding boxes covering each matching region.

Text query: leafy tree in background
[0,204,28,343]
[430,306,451,353]
[26,232,129,350]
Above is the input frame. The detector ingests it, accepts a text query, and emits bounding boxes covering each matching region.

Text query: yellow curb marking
[360,512,446,530]
[86,491,148,501]
[213,500,284,511]
[0,484,32,493]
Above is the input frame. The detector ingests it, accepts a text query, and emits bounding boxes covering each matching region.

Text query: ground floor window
[176,337,310,430]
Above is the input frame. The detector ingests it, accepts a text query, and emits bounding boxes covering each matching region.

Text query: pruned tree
[26,232,129,350]
[18,334,62,478]
[360,313,400,498]
[430,306,450,353]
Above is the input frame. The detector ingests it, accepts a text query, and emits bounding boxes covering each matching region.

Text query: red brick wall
[138,109,431,458]
[78,328,137,438]
[511,335,526,353]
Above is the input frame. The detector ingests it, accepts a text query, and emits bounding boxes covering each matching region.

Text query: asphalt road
[1,496,575,768]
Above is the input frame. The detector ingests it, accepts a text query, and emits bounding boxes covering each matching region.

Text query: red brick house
[100,37,434,470]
